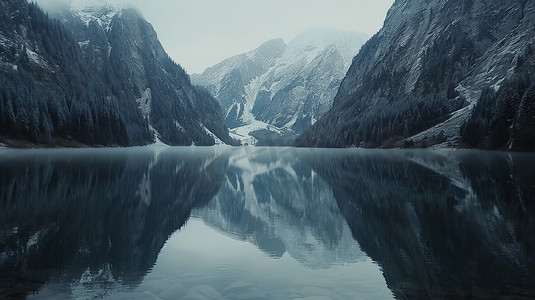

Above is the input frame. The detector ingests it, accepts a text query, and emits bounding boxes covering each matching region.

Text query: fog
[33,0,394,74]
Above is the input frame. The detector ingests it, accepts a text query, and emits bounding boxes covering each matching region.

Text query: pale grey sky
[35,0,394,74]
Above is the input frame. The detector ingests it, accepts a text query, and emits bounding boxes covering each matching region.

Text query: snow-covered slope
[192,29,368,145]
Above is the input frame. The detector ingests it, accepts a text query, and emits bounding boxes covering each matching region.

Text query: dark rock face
[62,5,236,146]
[298,0,535,150]
[217,68,249,128]
[0,0,235,146]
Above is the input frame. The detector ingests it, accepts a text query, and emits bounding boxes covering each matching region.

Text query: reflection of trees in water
[0,148,229,299]
[1,147,534,299]
[306,150,535,299]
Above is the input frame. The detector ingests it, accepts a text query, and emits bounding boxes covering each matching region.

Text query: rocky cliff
[298,0,535,150]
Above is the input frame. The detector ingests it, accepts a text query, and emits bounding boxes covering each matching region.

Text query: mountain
[297,0,535,151]
[192,39,286,129]
[0,0,235,147]
[192,29,368,145]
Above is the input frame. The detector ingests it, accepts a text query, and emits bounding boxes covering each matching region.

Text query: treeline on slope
[94,6,235,146]
[461,73,535,151]
[0,1,234,147]
[296,22,470,148]
[0,2,151,146]
[297,93,464,148]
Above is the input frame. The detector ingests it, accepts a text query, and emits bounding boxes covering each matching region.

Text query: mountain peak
[71,0,125,11]
[257,38,286,50]
[286,28,368,65]
[193,28,369,143]
[70,0,131,28]
[297,0,535,150]
[251,38,286,58]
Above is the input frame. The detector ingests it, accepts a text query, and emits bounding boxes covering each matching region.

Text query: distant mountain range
[1,0,533,150]
[192,29,368,145]
[0,0,236,147]
[297,0,535,151]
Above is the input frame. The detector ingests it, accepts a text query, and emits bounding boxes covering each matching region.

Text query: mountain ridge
[0,0,236,147]
[192,29,368,145]
[297,0,535,151]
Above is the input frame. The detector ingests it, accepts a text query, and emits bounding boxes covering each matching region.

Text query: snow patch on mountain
[280,28,362,68]
[229,119,284,145]
[200,123,225,145]
[70,0,125,29]
[194,29,368,144]
[26,48,49,68]
[0,33,11,47]
[402,103,476,148]
[134,89,166,146]
[136,88,152,120]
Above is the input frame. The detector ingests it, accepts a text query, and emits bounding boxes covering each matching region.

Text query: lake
[0,147,534,300]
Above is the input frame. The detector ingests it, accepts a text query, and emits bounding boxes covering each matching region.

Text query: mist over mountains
[297,0,535,151]
[0,0,235,147]
[192,29,368,145]
[0,0,534,150]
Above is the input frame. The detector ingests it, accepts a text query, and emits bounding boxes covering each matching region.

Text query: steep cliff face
[192,29,367,144]
[298,0,535,150]
[0,0,235,146]
[64,3,237,146]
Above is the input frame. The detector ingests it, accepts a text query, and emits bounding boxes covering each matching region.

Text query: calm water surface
[0,147,534,300]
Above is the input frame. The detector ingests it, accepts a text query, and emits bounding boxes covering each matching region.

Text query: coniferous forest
[1,0,534,150]
[0,0,235,147]
[297,0,535,151]
[1,0,535,299]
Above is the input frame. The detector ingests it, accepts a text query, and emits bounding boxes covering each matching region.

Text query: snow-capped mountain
[70,0,124,28]
[298,0,535,150]
[192,29,368,145]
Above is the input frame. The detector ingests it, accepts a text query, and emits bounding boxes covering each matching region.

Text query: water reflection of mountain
[0,147,229,299]
[194,148,364,268]
[2,147,534,299]
[306,149,535,299]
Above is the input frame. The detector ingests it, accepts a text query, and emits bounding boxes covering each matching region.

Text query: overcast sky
[34,0,394,74]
